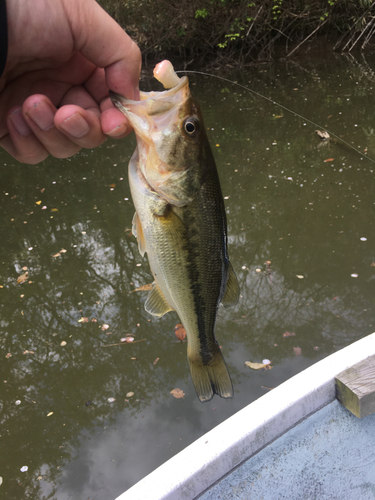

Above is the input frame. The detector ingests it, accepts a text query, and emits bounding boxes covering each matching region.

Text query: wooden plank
[335,354,375,418]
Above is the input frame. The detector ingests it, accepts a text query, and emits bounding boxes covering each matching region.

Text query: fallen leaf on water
[153,357,160,365]
[283,331,296,338]
[324,158,334,162]
[51,208,59,212]
[170,388,185,399]
[131,283,153,293]
[60,341,67,347]
[20,466,28,472]
[245,361,272,370]
[23,350,34,354]
[107,397,116,403]
[35,200,42,205]
[78,317,90,323]
[52,252,61,258]
[101,324,109,330]
[126,392,134,398]
[5,353,12,359]
[293,347,302,356]
[174,323,186,341]
[17,272,29,284]
[121,337,134,343]
[47,412,54,417]
[296,275,304,279]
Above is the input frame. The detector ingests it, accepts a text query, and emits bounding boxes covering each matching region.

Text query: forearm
[0,0,7,77]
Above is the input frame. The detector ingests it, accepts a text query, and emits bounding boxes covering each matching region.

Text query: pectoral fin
[221,262,240,308]
[132,212,146,256]
[145,284,174,317]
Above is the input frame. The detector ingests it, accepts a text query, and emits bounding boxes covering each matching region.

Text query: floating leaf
[296,275,304,279]
[293,347,302,356]
[52,252,61,258]
[174,323,186,341]
[47,412,54,417]
[20,466,28,472]
[5,353,12,359]
[78,317,90,323]
[101,324,109,330]
[153,357,160,365]
[324,158,334,162]
[17,272,29,284]
[245,361,272,370]
[60,341,67,347]
[35,200,42,205]
[121,337,134,343]
[23,350,34,354]
[170,388,185,399]
[126,392,134,398]
[283,331,296,338]
[107,397,116,403]
[15,400,21,405]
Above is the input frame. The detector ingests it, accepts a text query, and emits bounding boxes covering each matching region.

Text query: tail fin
[188,346,233,403]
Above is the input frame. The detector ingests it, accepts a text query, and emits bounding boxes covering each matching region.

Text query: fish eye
[183,117,200,137]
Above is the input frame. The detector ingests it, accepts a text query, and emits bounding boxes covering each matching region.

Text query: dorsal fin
[222,262,240,308]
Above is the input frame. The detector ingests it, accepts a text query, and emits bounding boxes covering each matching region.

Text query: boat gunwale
[115,331,375,500]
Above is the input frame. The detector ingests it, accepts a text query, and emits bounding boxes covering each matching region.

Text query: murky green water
[1,52,375,499]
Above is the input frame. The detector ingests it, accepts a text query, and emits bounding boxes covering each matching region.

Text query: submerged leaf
[283,331,296,338]
[174,323,186,341]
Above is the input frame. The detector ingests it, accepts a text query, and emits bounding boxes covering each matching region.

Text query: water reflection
[1,52,375,499]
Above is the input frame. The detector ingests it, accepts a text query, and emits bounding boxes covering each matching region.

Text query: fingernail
[9,108,32,136]
[60,113,90,138]
[26,101,55,131]
[107,123,128,138]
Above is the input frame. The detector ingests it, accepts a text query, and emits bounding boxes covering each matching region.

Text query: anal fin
[145,284,173,317]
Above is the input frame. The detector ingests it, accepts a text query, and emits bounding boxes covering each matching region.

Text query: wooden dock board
[335,354,375,418]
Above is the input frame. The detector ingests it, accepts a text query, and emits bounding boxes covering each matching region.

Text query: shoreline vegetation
[98,0,375,68]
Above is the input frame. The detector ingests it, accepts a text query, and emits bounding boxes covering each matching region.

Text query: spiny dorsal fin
[222,262,240,308]
[145,284,173,317]
[132,212,146,256]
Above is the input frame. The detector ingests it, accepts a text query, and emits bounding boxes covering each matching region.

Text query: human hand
[0,0,141,164]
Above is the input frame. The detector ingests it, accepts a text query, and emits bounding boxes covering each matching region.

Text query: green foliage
[195,8,209,19]
[97,0,375,66]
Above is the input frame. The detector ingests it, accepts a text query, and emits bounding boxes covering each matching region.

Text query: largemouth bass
[111,61,239,403]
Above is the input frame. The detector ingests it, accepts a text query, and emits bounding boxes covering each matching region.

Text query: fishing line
[176,69,375,165]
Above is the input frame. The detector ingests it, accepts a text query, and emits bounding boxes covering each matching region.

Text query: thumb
[65,0,141,100]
